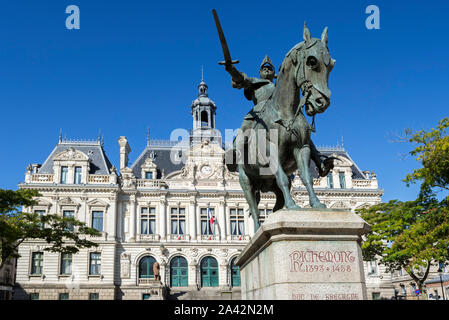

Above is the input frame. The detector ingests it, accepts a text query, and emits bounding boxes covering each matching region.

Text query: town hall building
[13,79,392,300]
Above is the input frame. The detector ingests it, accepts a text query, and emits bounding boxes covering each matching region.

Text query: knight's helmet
[259,54,277,79]
[259,54,274,70]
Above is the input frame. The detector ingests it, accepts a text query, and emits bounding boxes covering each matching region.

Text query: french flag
[208,207,215,226]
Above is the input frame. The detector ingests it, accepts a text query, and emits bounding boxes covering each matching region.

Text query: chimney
[118,136,131,170]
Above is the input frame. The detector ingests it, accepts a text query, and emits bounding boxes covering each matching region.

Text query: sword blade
[212,9,232,64]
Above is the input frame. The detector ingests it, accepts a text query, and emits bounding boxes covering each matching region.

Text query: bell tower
[190,72,221,146]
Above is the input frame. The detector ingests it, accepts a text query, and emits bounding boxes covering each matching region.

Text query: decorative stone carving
[120,253,131,279]
[54,147,89,161]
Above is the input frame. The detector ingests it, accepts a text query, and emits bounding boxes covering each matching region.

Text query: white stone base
[235,209,371,300]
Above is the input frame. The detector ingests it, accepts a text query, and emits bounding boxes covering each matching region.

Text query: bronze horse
[228,24,336,232]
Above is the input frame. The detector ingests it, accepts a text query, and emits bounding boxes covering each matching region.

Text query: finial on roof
[59,128,62,143]
[341,136,344,149]
[147,127,150,147]
[201,65,204,81]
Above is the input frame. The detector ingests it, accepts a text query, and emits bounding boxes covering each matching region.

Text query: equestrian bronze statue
[213,10,336,232]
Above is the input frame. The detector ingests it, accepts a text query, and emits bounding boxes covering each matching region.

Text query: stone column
[189,260,198,289]
[159,198,167,240]
[129,194,136,242]
[189,198,197,241]
[108,194,117,240]
[218,200,226,240]
[219,262,228,287]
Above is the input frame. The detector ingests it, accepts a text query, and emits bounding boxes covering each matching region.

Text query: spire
[198,68,208,97]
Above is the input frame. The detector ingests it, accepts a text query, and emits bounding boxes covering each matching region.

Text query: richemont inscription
[289,250,356,272]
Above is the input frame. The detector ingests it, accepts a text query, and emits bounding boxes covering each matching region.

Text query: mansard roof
[130,141,189,179]
[38,139,114,175]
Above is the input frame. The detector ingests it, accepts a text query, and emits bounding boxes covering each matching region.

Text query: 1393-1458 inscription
[289,250,356,273]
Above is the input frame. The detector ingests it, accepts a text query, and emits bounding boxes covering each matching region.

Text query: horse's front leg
[238,165,261,232]
[272,159,300,210]
[293,144,326,208]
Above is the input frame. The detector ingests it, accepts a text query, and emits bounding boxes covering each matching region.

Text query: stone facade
[13,79,391,300]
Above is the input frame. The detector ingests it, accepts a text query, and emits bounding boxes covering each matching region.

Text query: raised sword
[212,9,239,66]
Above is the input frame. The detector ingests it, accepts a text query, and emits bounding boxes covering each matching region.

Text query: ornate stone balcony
[137,234,161,242]
[29,174,54,183]
[352,179,378,189]
[136,179,167,189]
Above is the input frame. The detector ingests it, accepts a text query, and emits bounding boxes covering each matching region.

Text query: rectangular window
[230,208,244,236]
[372,292,381,300]
[89,293,99,300]
[60,166,68,184]
[92,211,103,232]
[327,173,334,189]
[339,172,346,189]
[200,208,215,235]
[142,293,151,300]
[170,207,186,235]
[145,172,153,179]
[74,166,82,184]
[140,207,156,234]
[29,293,39,300]
[60,253,72,275]
[31,252,43,275]
[34,210,45,229]
[89,252,101,275]
[63,210,74,232]
[258,208,273,225]
[59,293,69,300]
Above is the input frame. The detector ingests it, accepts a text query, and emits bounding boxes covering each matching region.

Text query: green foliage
[404,117,449,192]
[0,188,100,268]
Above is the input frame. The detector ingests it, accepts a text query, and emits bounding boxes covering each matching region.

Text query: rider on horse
[225,55,334,177]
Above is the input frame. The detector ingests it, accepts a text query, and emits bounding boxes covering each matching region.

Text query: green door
[230,257,241,287]
[201,256,219,287]
[139,256,156,279]
[170,256,188,287]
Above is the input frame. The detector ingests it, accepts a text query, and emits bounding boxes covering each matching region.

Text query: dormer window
[145,172,153,179]
[61,167,68,184]
[74,167,82,184]
[339,172,346,189]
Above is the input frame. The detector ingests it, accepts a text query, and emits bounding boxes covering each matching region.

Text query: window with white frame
[258,208,273,225]
[327,173,334,189]
[141,207,156,234]
[200,208,215,235]
[63,210,74,232]
[170,207,186,235]
[89,252,101,275]
[91,211,103,232]
[31,252,43,275]
[368,260,378,275]
[339,172,346,189]
[34,209,45,229]
[60,166,68,184]
[230,208,244,236]
[74,166,82,184]
[145,171,153,179]
[60,253,72,275]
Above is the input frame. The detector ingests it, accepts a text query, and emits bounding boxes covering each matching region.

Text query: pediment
[58,197,80,207]
[53,147,89,161]
[87,199,110,208]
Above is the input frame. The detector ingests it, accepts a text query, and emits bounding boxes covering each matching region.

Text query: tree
[358,117,449,297]
[404,117,449,193]
[358,191,449,294]
[0,188,100,269]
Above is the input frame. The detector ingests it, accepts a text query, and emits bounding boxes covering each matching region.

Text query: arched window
[230,257,240,287]
[201,256,218,287]
[139,256,156,279]
[201,111,208,127]
[170,256,188,287]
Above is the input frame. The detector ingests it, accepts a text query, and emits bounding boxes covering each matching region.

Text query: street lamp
[437,266,446,300]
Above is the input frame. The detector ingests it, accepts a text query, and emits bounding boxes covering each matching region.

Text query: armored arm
[225,64,251,89]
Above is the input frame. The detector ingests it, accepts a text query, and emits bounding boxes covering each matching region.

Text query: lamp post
[438,267,446,300]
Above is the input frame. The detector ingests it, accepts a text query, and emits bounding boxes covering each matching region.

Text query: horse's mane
[278,41,305,74]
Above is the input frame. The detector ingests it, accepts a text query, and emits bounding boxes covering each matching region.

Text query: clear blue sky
[0,0,448,202]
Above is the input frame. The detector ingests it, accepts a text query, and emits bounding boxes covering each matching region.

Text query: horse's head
[289,23,335,116]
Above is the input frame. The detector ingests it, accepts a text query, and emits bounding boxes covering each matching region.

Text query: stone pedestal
[235,209,371,300]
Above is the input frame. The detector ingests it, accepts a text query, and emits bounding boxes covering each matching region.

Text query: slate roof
[130,144,188,179]
[425,274,449,284]
[130,142,369,181]
[38,140,114,175]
